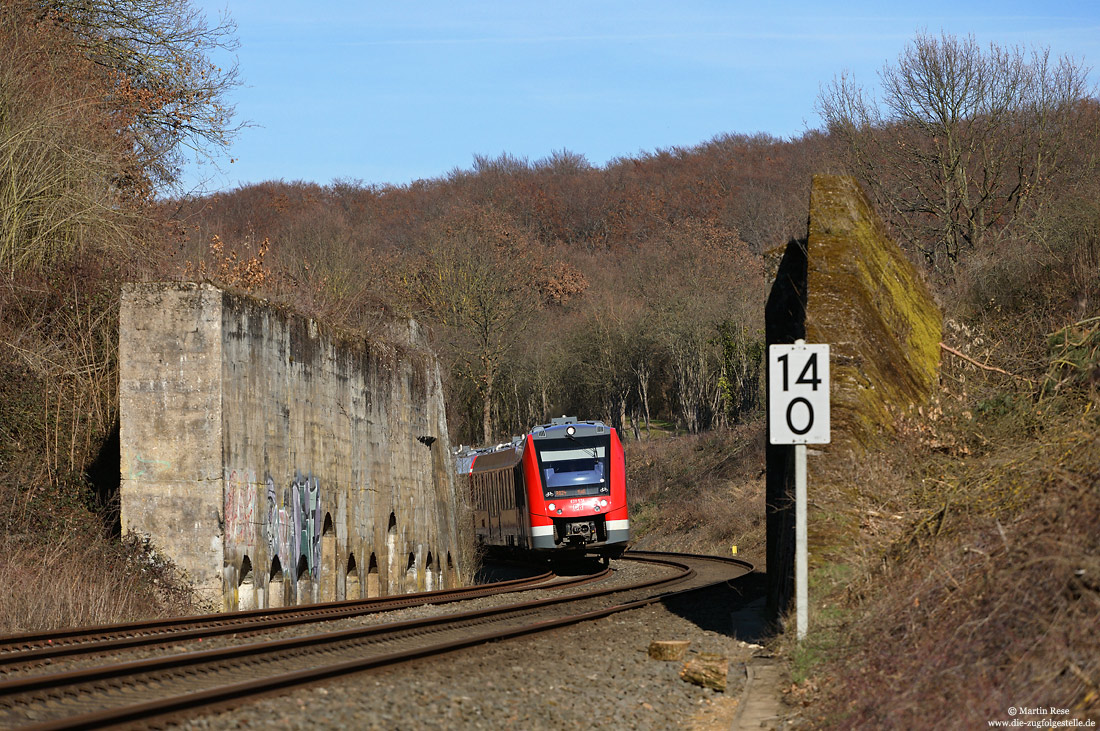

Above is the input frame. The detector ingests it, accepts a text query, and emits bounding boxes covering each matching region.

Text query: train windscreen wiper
[564,424,600,460]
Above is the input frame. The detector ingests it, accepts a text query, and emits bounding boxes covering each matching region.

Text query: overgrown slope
[786,317,1100,726]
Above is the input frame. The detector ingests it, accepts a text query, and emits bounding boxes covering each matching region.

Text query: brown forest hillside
[168,133,828,444]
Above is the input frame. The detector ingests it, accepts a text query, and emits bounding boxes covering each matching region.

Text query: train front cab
[523,420,629,555]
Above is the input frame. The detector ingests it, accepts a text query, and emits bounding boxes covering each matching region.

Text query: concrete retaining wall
[120,283,461,610]
[764,175,942,622]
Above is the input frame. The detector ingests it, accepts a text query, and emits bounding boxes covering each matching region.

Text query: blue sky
[183,1,1100,194]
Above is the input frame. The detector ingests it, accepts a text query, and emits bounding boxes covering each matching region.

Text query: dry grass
[0,532,210,635]
[625,424,766,563]
[451,473,483,586]
[783,347,1100,726]
[806,419,1098,726]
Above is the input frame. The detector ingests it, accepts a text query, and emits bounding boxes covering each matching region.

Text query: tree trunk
[679,653,728,691]
[513,379,520,435]
[648,640,690,661]
[482,377,494,444]
[637,367,652,437]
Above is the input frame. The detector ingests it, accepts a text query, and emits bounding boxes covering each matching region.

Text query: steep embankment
[781,195,1100,724]
[794,348,1099,727]
[625,424,767,562]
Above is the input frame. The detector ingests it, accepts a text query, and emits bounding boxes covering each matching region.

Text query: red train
[460,417,630,559]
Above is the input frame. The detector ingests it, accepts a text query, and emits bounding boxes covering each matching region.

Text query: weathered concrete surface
[731,658,785,730]
[765,175,942,621]
[803,175,942,451]
[120,283,461,610]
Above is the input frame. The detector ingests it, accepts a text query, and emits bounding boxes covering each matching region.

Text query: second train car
[462,416,629,559]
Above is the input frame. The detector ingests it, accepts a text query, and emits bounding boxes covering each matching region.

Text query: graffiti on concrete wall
[224,469,257,545]
[227,471,324,584]
[292,472,323,579]
[264,474,290,574]
[129,454,171,481]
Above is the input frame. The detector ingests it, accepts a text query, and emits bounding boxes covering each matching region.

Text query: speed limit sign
[768,342,830,444]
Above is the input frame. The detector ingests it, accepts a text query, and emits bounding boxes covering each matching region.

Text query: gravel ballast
[181,564,770,730]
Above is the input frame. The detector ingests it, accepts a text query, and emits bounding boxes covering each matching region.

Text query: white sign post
[768,339,830,642]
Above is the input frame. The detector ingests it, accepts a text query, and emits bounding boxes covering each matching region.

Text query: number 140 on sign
[768,343,830,445]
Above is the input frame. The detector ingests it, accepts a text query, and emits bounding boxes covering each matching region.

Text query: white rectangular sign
[769,342,830,445]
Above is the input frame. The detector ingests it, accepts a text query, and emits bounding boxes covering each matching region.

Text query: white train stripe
[532,521,627,536]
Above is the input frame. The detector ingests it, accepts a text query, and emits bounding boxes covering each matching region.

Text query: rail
[0,551,751,730]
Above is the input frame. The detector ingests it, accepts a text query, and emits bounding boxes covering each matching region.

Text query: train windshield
[534,434,611,498]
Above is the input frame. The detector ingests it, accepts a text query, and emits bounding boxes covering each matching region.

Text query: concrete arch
[268,556,284,609]
[386,512,399,595]
[238,555,256,611]
[239,555,253,584]
[346,552,360,600]
[296,555,311,605]
[322,512,336,602]
[405,551,417,593]
[367,552,380,598]
[425,551,435,592]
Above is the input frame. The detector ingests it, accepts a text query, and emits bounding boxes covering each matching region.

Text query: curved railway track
[0,566,606,671]
[0,551,751,730]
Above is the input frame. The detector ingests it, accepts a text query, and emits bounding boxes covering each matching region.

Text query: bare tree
[405,206,585,443]
[0,1,141,276]
[44,0,242,190]
[818,32,1096,269]
[569,300,637,434]
[633,220,762,434]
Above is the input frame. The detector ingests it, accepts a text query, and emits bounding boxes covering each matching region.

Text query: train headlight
[547,503,556,512]
[566,425,576,436]
[599,499,607,507]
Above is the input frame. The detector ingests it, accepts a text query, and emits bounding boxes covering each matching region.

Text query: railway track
[0,565,604,671]
[0,551,750,730]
